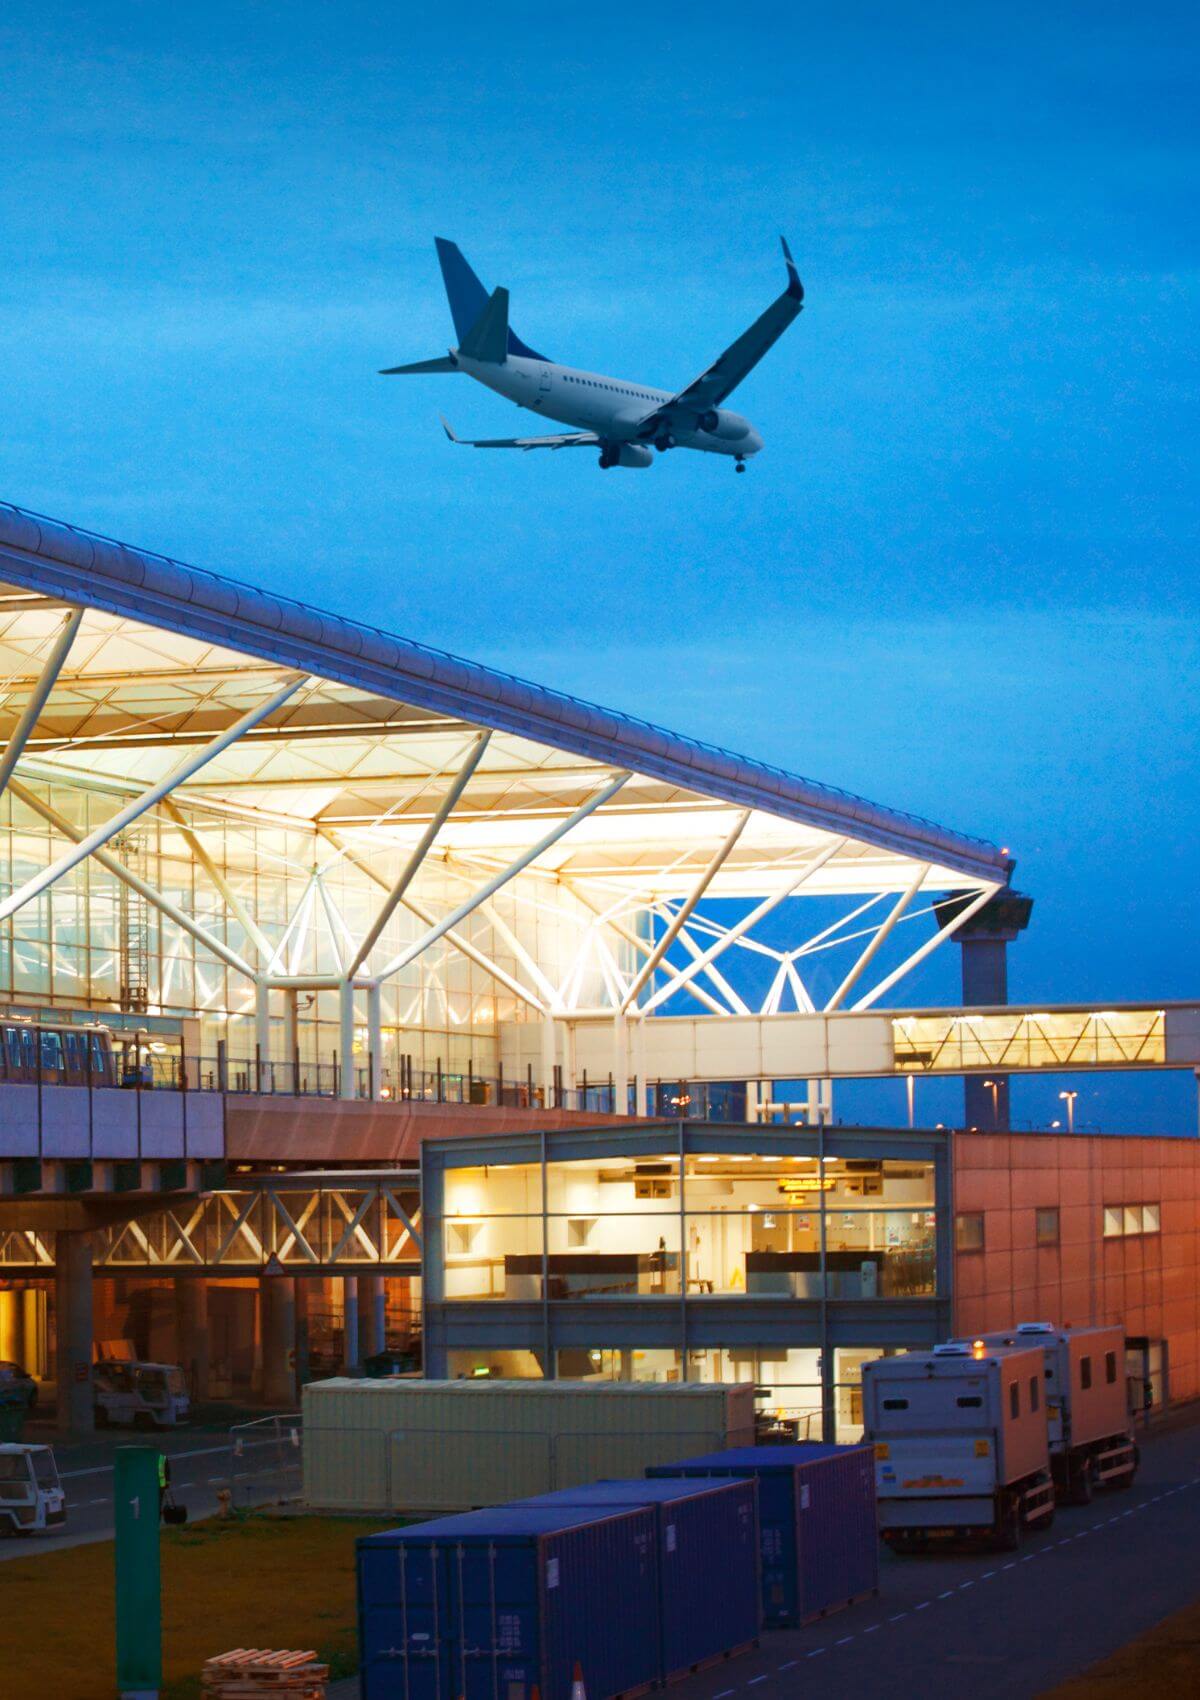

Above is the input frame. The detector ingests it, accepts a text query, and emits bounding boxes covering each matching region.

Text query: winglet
[440,415,462,443]
[780,235,804,303]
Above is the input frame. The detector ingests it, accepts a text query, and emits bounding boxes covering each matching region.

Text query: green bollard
[114,1446,163,1700]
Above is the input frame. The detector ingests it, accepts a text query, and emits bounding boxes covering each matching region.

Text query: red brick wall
[952,1131,1200,1404]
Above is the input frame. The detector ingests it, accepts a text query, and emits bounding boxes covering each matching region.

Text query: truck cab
[0,1443,66,1536]
[95,1360,191,1429]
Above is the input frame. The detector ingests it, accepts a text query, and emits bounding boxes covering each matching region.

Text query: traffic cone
[571,1663,586,1700]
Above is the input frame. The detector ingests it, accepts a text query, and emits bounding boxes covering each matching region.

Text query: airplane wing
[637,237,803,434]
[441,417,601,451]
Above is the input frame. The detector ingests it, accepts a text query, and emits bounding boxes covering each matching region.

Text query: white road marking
[777,1660,798,1671]
[914,1601,931,1611]
[982,1569,996,1578]
[958,1581,974,1590]
[748,1675,768,1685]
[806,1649,827,1659]
[835,1637,854,1647]
[937,1590,954,1600]
[863,1625,881,1635]
[889,1613,908,1623]
[1002,1562,1017,1571]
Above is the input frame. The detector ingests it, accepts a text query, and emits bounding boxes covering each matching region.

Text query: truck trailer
[956,1323,1138,1503]
[863,1343,1055,1551]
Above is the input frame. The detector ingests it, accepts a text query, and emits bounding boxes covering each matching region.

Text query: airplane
[381,237,804,472]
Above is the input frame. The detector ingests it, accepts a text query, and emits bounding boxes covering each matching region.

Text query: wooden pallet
[201,1649,329,1699]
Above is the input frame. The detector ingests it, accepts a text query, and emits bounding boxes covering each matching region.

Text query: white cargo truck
[864,1342,1055,1550]
[0,1443,66,1536]
[956,1323,1138,1503]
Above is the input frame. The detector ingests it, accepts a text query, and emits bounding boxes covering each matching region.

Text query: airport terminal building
[0,500,1195,1431]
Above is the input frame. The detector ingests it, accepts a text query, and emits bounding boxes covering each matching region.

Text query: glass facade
[440,1151,937,1303]
[0,784,612,1085]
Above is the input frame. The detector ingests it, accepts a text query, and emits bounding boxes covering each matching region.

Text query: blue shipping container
[357,1504,658,1700]
[513,1478,760,1680]
[647,1443,878,1627]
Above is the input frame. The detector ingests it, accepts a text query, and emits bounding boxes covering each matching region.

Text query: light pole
[1058,1089,1078,1133]
[983,1079,999,1128]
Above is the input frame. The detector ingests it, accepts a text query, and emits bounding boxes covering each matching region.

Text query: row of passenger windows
[563,375,655,401]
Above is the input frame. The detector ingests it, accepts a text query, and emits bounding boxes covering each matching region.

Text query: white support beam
[162,798,273,961]
[367,981,384,1099]
[825,863,929,1012]
[0,673,307,924]
[316,874,350,975]
[0,607,83,799]
[317,828,546,1013]
[346,732,490,980]
[370,772,630,984]
[7,777,257,979]
[639,839,848,1015]
[620,811,751,1011]
[851,883,1000,1010]
[667,914,750,1015]
[562,882,729,1020]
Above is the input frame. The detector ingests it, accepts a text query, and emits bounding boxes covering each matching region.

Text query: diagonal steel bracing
[0,606,84,799]
[0,673,308,924]
[346,732,490,979]
[369,771,630,985]
[620,810,751,1011]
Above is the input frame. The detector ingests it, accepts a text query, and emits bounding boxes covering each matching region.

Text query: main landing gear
[735,457,746,473]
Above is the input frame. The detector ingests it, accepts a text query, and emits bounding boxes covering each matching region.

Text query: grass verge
[1046,1595,1200,1698]
[5,1512,389,1700]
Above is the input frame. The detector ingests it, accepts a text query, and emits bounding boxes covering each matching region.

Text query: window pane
[1143,1204,1160,1234]
[1036,1208,1060,1247]
[1103,1207,1123,1238]
[956,1213,985,1252]
[443,1214,542,1300]
[1124,1206,1143,1236]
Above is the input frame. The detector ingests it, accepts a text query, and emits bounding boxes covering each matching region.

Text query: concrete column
[24,1287,44,1378]
[342,1275,360,1372]
[283,988,299,1093]
[54,1232,94,1434]
[0,1288,20,1365]
[360,1275,386,1361]
[540,1012,556,1104]
[177,1279,210,1402]
[632,1018,648,1117]
[612,1009,628,1115]
[255,980,272,1090]
[261,1276,297,1408]
[951,891,1033,1131]
[367,982,384,1100]
[339,981,357,1101]
[745,1080,760,1125]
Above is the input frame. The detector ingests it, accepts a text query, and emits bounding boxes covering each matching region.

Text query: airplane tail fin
[458,287,510,364]
[434,238,551,361]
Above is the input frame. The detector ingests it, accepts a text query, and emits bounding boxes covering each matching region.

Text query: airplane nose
[746,430,764,455]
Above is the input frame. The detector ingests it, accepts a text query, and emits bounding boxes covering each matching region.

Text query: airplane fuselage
[456,353,765,459]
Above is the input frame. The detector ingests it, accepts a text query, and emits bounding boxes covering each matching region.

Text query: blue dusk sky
[0,3,1196,1131]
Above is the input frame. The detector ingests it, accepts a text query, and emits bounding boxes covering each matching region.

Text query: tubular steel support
[620,810,751,1011]
[0,672,307,925]
[370,771,630,985]
[346,732,491,979]
[0,606,84,799]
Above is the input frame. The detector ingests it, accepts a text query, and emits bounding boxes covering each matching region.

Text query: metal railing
[227,1412,303,1510]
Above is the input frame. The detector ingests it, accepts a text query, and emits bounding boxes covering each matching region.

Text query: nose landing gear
[735,457,746,473]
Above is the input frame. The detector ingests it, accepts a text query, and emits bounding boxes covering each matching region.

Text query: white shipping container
[302,1378,756,1512]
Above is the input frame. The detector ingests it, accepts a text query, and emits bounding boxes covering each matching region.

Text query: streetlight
[1058,1089,1078,1133]
[982,1079,1000,1126]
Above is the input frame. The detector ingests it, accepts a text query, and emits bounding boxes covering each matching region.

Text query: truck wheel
[1069,1457,1094,1505]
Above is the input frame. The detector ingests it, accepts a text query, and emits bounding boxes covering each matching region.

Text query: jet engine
[598,442,653,469]
[697,409,751,441]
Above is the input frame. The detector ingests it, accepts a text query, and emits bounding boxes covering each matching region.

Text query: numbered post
[114,1446,163,1699]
